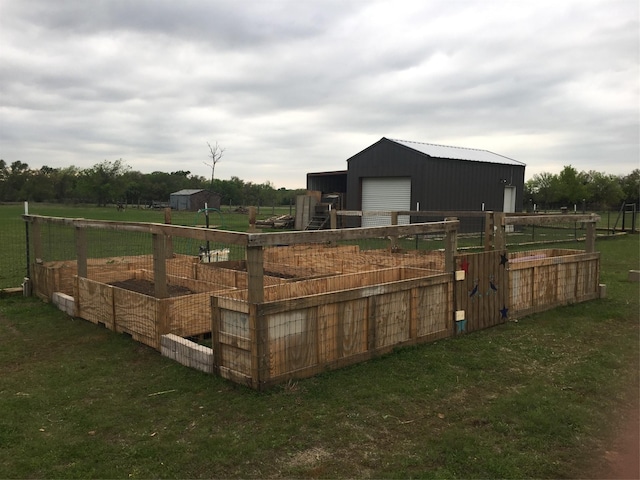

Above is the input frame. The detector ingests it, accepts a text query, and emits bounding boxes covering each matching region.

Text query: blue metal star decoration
[500,253,509,267]
[499,305,509,319]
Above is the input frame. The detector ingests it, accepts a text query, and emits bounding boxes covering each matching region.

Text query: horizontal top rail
[503,213,600,225]
[246,220,459,247]
[337,210,492,218]
[23,215,459,248]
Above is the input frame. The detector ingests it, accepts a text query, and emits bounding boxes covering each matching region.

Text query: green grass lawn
[0,233,638,478]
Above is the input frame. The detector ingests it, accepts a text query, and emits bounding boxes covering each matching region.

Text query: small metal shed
[169,189,220,211]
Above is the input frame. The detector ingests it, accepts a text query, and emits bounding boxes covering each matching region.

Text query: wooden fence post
[247,244,266,389]
[444,217,458,272]
[248,206,257,233]
[494,213,506,251]
[152,233,168,299]
[390,211,399,251]
[586,220,596,253]
[330,209,337,229]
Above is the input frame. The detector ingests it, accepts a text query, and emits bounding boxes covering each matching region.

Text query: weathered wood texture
[25,213,602,390]
[31,254,203,301]
[211,268,453,389]
[454,250,510,333]
[509,249,600,317]
[263,244,445,274]
[75,269,235,349]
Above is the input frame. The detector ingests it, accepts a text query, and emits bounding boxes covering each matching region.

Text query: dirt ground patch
[600,402,640,479]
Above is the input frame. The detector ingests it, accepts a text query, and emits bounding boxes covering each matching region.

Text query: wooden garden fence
[23,211,601,390]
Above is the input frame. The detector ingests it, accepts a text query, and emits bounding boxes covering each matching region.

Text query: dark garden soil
[109,278,194,297]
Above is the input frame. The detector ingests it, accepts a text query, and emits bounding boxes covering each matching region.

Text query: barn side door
[454,250,510,334]
[503,186,516,233]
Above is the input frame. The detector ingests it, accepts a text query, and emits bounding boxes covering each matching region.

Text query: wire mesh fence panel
[1,211,26,289]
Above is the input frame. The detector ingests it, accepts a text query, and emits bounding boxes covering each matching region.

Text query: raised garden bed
[211,266,451,388]
[509,248,600,316]
[75,269,235,349]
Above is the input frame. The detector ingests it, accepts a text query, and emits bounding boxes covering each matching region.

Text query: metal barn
[343,137,526,227]
[169,189,220,212]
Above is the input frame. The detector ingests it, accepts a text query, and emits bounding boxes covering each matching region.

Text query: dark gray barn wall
[307,173,348,193]
[346,138,525,226]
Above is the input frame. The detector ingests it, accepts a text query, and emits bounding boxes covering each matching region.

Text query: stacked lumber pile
[255,214,294,229]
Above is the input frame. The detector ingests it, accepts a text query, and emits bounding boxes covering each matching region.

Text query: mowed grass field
[0,223,638,477]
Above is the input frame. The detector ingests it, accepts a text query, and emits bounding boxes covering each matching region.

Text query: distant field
[0,203,294,288]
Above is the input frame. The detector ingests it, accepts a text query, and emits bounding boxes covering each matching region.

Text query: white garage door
[362,177,411,227]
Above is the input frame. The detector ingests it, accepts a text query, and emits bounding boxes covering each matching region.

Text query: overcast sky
[1,0,638,189]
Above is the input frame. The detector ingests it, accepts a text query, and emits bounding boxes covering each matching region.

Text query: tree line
[1,159,638,211]
[0,159,307,207]
[525,166,638,211]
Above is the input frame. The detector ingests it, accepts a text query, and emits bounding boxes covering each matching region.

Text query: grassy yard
[0,233,638,478]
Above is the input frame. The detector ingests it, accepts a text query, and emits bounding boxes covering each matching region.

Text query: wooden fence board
[415,282,451,338]
[371,291,411,348]
[76,276,115,328]
[113,287,159,348]
[267,308,318,378]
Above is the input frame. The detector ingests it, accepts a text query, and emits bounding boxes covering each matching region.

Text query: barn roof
[170,189,205,196]
[388,138,526,166]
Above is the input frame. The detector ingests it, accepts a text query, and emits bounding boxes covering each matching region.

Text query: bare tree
[205,141,225,188]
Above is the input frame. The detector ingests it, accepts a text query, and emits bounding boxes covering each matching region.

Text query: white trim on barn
[361,177,411,226]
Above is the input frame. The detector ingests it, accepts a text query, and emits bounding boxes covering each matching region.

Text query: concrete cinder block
[160,334,213,374]
[628,270,640,282]
[52,292,75,317]
[599,283,607,298]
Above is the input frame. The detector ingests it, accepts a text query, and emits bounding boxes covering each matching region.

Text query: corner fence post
[247,244,266,389]
[152,233,168,298]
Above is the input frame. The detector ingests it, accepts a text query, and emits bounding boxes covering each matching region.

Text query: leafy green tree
[525,172,560,210]
[77,159,130,206]
[556,165,587,207]
[21,166,56,201]
[0,159,8,201]
[3,161,30,201]
[619,169,640,206]
[583,171,624,210]
[53,166,81,202]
